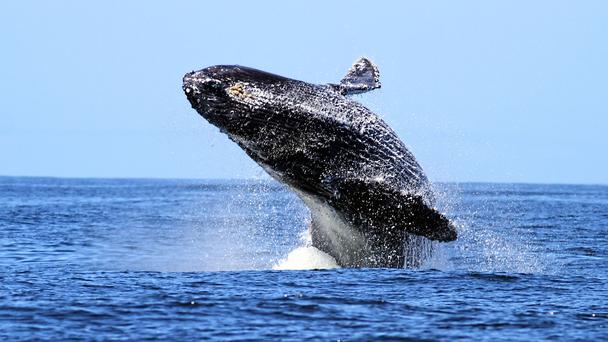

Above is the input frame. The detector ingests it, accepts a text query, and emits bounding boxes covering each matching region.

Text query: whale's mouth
[182,70,231,121]
[183,72,222,101]
[183,65,289,105]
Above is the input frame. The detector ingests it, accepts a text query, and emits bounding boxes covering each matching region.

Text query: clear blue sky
[1,1,606,184]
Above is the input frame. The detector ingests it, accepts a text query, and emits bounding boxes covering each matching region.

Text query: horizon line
[0,174,606,187]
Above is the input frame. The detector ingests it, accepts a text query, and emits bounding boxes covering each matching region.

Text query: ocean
[1,176,606,340]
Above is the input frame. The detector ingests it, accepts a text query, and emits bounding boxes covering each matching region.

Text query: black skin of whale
[183,58,457,268]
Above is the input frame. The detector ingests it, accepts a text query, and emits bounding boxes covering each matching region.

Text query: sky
[1,1,606,184]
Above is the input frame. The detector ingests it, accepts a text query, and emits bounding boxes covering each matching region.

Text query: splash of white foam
[273,246,340,270]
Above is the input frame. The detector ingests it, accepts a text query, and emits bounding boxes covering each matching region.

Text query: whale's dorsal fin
[331,57,381,95]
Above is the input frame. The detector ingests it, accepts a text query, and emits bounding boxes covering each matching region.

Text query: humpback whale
[183,58,456,268]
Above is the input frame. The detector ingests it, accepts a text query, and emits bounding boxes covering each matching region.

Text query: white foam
[273,246,340,270]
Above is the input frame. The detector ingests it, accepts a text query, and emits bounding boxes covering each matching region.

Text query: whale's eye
[227,82,252,99]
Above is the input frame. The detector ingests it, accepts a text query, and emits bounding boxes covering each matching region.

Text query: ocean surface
[1,176,606,340]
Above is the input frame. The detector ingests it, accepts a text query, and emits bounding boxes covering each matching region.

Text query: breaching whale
[183,58,457,268]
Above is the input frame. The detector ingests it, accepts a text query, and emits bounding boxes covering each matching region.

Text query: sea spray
[273,246,339,270]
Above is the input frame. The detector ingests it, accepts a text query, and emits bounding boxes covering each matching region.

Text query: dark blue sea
[1,177,606,340]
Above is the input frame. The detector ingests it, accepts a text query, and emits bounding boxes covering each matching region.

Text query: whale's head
[183,65,291,137]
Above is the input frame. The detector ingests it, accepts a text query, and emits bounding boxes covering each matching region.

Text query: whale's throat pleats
[295,178,453,268]
[300,192,431,268]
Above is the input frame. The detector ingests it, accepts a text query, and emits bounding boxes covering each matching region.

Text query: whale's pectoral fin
[403,196,458,242]
[330,57,381,95]
[330,178,457,242]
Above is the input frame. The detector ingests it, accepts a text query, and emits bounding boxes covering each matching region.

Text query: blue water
[1,177,607,340]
